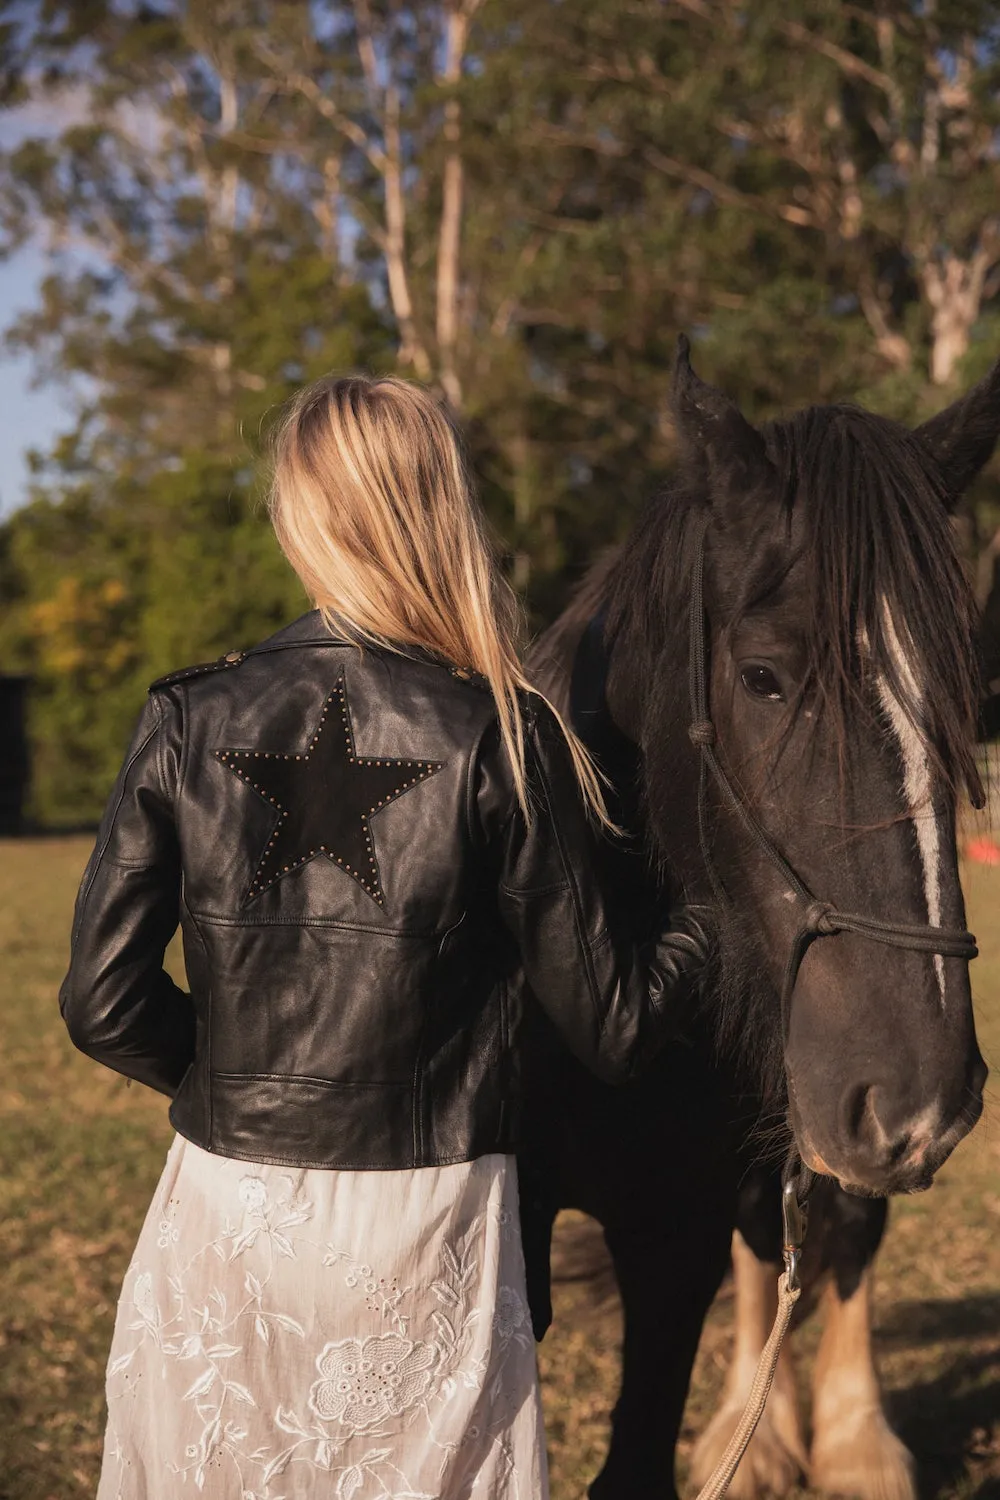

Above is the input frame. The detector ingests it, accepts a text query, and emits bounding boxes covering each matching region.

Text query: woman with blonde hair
[61,374,710,1498]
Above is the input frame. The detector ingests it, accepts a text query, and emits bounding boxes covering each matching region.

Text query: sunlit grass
[0,839,997,1497]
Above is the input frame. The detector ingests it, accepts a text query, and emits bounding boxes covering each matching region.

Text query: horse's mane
[529,551,619,715]
[768,405,981,803]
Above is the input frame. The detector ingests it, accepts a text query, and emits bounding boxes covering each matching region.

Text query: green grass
[0,838,997,1498]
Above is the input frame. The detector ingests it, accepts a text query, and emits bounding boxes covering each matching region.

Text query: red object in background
[966,836,1000,865]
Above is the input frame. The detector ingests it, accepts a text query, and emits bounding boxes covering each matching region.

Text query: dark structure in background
[0,675,29,833]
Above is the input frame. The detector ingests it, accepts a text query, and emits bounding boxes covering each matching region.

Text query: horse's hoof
[810,1410,916,1500]
[689,1395,808,1499]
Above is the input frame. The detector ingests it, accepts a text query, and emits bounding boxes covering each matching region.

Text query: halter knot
[688,719,716,747]
[804,901,837,936]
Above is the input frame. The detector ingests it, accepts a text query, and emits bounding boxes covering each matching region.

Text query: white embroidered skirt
[97,1136,547,1499]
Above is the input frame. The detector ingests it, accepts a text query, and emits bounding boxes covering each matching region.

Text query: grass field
[1,837,997,1499]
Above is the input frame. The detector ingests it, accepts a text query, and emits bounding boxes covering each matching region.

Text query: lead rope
[684,509,977,1496]
[691,1283,799,1500]
[692,1161,811,1500]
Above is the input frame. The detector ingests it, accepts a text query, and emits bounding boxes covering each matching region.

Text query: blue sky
[0,84,90,518]
[0,244,74,516]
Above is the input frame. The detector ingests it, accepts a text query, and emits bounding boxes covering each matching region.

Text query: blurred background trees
[0,0,998,821]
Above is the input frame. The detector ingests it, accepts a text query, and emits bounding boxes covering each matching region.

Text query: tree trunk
[383,82,432,380]
[435,2,478,408]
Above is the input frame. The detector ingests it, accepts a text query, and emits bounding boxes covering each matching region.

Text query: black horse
[523,343,997,1499]
[704,472,1000,1500]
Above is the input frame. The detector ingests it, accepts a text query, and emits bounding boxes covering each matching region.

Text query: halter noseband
[686,510,979,1031]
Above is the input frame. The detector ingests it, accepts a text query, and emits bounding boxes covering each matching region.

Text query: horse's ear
[915,357,1000,509]
[672,335,773,504]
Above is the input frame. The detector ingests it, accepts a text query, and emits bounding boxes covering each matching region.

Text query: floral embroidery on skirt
[97,1137,546,1499]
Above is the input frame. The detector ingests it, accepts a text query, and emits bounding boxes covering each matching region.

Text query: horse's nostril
[826,1065,983,1189]
[843,1084,914,1165]
[844,1082,876,1144]
[831,1072,982,1186]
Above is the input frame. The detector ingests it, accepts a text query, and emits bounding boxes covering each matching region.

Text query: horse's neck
[570,614,642,782]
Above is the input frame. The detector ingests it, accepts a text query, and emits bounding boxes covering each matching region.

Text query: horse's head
[611,344,997,1196]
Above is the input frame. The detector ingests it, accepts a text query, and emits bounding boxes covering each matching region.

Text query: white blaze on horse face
[876,608,946,1002]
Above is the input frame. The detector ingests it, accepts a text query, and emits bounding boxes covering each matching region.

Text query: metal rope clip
[780,1156,810,1294]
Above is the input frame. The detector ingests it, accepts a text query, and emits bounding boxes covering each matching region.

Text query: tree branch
[644,146,816,227]
[857,270,912,370]
[775,18,902,109]
[250,37,387,174]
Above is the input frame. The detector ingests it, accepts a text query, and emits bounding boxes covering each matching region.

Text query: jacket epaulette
[149,650,246,692]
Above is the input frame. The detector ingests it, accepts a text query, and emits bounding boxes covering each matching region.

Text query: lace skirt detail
[97,1135,547,1499]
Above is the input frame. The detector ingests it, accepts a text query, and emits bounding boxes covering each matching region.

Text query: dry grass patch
[1,839,997,1498]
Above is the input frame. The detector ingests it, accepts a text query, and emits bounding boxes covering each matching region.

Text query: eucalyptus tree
[2,0,999,821]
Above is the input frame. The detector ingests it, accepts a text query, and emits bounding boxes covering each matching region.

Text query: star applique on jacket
[213,671,444,907]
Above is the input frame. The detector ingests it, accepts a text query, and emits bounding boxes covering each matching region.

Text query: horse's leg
[809,1196,916,1500]
[691,1161,806,1496]
[589,1204,733,1500]
[689,1229,808,1497]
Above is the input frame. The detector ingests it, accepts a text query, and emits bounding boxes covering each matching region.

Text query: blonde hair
[267,373,608,825]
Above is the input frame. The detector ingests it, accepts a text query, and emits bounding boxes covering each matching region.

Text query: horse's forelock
[765,406,982,806]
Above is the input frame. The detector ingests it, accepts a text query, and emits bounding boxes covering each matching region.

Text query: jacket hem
[166,1115,514,1173]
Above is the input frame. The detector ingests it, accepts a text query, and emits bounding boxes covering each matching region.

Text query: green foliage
[0,464,303,822]
[1,0,999,820]
[0,237,389,818]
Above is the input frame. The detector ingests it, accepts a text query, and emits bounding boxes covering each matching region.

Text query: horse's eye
[740,664,785,702]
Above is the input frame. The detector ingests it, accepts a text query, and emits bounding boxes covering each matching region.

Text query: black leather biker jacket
[60,612,708,1170]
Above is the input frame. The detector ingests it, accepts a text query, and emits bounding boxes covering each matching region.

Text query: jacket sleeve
[485,699,711,1085]
[59,691,195,1097]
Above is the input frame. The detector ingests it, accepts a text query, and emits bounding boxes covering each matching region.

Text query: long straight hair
[267,373,608,823]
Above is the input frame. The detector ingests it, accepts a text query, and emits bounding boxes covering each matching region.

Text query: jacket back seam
[211,1070,412,1089]
[185,910,442,937]
[176,682,191,804]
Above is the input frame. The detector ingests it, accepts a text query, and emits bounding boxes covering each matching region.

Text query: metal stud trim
[213,669,444,910]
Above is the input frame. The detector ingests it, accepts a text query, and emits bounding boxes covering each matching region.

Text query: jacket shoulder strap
[148,649,245,692]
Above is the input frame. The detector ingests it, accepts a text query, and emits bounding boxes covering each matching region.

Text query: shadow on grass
[879,1293,1000,1348]
[877,1297,1000,1499]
